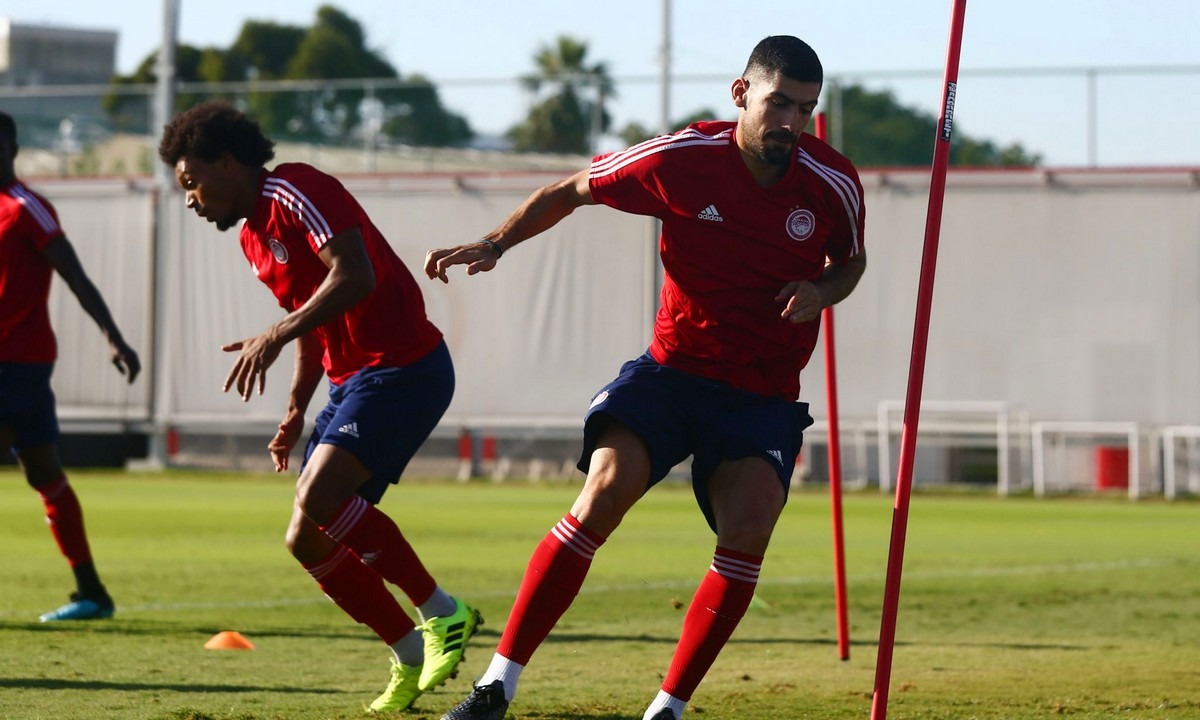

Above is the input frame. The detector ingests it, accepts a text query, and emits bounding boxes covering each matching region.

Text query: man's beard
[756,130,797,166]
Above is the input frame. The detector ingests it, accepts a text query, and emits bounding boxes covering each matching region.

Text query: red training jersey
[589,120,866,399]
[0,180,62,363]
[240,163,442,385]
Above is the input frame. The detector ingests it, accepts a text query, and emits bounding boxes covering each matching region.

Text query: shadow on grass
[517,714,630,720]
[539,630,1087,653]
[539,630,879,647]
[0,677,342,694]
[952,640,1089,651]
[6,620,377,643]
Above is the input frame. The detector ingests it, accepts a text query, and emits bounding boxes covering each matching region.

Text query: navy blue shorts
[301,341,454,504]
[0,363,60,452]
[580,352,813,532]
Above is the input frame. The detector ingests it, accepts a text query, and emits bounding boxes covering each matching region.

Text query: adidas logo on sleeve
[338,422,360,438]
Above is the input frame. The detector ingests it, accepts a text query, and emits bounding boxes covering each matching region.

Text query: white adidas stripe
[797,149,862,255]
[9,184,60,233]
[591,129,734,180]
[263,177,335,248]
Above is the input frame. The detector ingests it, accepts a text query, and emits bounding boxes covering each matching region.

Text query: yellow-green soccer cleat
[417,597,483,691]
[368,659,423,713]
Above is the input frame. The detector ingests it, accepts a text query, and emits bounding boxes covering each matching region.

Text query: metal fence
[4,64,1200,174]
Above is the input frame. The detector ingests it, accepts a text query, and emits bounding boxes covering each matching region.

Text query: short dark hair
[158,101,276,167]
[0,111,16,148]
[743,35,823,85]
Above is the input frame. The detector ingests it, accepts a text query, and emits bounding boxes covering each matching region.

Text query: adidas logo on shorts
[338,422,360,438]
[697,204,724,222]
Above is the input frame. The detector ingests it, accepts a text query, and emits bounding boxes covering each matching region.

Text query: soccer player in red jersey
[0,111,141,622]
[158,102,480,713]
[426,36,867,720]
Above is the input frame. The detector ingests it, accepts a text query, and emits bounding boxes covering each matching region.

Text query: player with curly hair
[159,101,480,713]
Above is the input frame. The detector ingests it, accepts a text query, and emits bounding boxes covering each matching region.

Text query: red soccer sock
[497,514,606,665]
[319,495,437,605]
[661,547,762,701]
[303,545,415,645]
[37,476,93,568]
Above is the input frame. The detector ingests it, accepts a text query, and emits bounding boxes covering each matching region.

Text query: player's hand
[268,412,305,472]
[776,280,825,324]
[110,341,141,384]
[222,331,284,401]
[424,241,500,283]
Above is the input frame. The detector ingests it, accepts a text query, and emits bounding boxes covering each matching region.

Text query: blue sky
[7,0,1200,165]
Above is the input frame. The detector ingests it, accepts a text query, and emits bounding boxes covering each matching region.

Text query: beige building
[0,18,118,143]
[0,18,117,86]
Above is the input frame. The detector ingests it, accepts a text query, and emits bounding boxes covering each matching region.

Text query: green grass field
[1,469,1197,720]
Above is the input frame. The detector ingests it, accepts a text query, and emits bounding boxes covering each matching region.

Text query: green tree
[226,20,306,136]
[830,84,1040,166]
[508,36,614,154]
[101,44,234,132]
[380,74,473,147]
[617,85,1040,167]
[103,4,471,147]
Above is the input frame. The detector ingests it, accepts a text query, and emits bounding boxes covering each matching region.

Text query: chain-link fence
[5,64,1200,178]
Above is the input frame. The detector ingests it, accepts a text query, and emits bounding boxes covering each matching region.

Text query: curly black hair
[158,101,276,167]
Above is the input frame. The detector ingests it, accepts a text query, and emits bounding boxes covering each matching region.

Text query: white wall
[37,167,1200,434]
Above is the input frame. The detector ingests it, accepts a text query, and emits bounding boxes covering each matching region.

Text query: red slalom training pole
[870,1,968,718]
[814,112,851,662]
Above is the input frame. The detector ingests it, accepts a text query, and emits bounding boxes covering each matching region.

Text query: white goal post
[1030,421,1142,499]
[1160,425,1200,501]
[876,401,1030,495]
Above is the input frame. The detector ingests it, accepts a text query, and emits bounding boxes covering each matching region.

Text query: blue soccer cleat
[39,592,115,622]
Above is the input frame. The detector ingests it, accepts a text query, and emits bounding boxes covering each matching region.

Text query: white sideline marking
[586,557,1175,594]
[0,558,1176,618]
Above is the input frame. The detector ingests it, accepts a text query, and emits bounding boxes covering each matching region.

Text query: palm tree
[508,36,615,154]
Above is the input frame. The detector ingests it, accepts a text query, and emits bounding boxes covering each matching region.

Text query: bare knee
[571,445,649,534]
[17,444,65,488]
[573,474,635,532]
[294,476,326,523]
[710,459,786,555]
[294,445,372,525]
[286,507,336,564]
[715,515,778,555]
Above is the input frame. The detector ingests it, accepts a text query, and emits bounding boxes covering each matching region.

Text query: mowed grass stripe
[0,556,1177,619]
[1,470,1197,720]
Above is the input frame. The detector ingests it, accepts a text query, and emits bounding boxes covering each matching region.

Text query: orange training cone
[204,630,256,650]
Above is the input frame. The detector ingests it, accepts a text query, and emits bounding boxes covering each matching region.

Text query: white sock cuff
[644,689,686,719]
[479,653,525,701]
[417,587,456,622]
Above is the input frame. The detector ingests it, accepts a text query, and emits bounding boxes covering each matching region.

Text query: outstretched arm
[42,234,141,383]
[424,169,595,282]
[777,252,868,324]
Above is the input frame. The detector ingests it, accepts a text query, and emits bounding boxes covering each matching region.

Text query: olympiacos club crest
[786,208,816,241]
[268,238,289,263]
